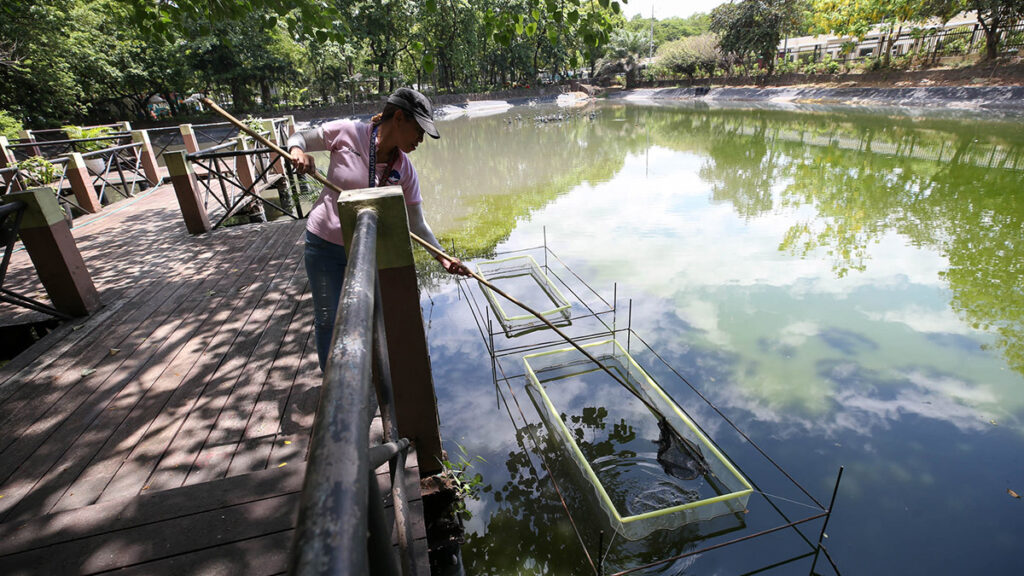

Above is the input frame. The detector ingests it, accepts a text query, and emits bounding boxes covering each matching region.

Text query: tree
[811,0,944,67]
[966,0,1024,60]
[601,28,648,87]
[711,0,802,74]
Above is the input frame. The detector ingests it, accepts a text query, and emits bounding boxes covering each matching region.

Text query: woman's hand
[290,147,315,174]
[438,256,471,276]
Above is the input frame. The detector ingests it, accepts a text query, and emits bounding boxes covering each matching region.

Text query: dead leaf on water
[81,368,96,377]
[989,419,999,426]
[1009,489,1020,499]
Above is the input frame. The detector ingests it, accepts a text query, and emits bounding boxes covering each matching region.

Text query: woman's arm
[286,127,327,174]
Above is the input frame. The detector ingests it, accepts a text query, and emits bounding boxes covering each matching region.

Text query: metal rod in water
[544,225,548,270]
[810,465,845,575]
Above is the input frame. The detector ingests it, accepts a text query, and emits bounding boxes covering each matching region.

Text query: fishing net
[475,255,572,337]
[522,339,752,540]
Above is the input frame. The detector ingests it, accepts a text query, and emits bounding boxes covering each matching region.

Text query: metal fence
[781,20,1024,66]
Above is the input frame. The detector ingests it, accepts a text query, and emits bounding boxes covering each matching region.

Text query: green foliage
[438,443,486,520]
[656,34,721,79]
[62,125,115,152]
[15,156,62,185]
[0,110,22,140]
[711,0,802,73]
[623,13,712,52]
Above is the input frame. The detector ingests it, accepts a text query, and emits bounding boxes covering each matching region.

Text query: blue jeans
[304,230,348,371]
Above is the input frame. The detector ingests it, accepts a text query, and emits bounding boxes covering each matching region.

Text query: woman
[288,87,470,371]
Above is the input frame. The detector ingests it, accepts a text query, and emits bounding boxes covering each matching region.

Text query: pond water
[391,100,1024,574]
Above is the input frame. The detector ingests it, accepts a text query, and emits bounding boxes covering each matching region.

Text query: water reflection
[413,102,1024,574]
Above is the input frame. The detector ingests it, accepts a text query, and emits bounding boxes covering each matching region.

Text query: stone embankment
[610,84,1024,111]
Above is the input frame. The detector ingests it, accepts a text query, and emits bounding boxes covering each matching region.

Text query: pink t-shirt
[306,119,422,245]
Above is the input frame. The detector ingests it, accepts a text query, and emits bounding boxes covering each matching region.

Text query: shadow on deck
[0,184,427,574]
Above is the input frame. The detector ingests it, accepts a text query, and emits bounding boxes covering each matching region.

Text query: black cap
[387,87,440,139]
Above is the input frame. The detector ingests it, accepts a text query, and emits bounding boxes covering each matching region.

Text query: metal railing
[146,126,186,162]
[185,134,304,228]
[6,134,131,162]
[79,142,151,203]
[289,208,419,576]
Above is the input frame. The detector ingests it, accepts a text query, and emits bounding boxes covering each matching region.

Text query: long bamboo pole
[200,97,663,416]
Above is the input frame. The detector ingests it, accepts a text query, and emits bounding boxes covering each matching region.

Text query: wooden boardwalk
[0,184,427,574]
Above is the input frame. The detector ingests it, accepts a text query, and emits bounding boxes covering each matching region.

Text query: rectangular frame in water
[522,339,753,540]
[475,254,572,336]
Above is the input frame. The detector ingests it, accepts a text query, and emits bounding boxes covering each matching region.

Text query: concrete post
[165,151,211,235]
[339,186,443,476]
[65,153,103,213]
[0,136,19,191]
[179,124,200,154]
[131,130,161,185]
[19,130,42,157]
[236,137,255,190]
[0,188,100,316]
[261,119,285,174]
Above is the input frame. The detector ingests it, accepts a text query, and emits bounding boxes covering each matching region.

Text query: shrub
[0,110,22,140]
[15,156,62,186]
[656,34,721,79]
[62,125,115,153]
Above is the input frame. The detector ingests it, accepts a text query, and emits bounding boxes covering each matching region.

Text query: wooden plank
[224,276,312,477]
[42,226,287,515]
[0,493,299,575]
[260,275,320,472]
[5,226,289,518]
[102,530,294,576]
[95,221,303,500]
[0,463,304,556]
[0,272,162,412]
[182,232,309,485]
[143,222,305,490]
[0,222,271,498]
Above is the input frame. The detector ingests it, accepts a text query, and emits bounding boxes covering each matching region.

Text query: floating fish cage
[456,236,843,573]
[475,254,573,337]
[523,338,752,540]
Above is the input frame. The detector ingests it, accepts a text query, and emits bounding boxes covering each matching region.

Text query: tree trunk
[261,80,272,108]
[985,29,1000,60]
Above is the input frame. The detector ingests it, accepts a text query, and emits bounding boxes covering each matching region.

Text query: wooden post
[119,121,132,133]
[19,130,42,157]
[165,150,211,234]
[339,186,444,476]
[179,124,200,154]
[0,187,100,316]
[65,153,103,213]
[131,130,161,185]
[261,119,285,174]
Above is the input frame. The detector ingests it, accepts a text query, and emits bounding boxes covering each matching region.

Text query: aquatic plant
[437,443,486,520]
[62,125,115,153]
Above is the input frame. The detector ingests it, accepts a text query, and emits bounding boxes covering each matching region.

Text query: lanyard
[369,123,398,188]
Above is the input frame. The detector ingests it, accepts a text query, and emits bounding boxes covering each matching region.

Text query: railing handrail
[288,207,417,576]
[6,134,131,149]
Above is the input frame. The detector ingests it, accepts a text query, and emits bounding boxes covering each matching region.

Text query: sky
[621,0,726,20]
